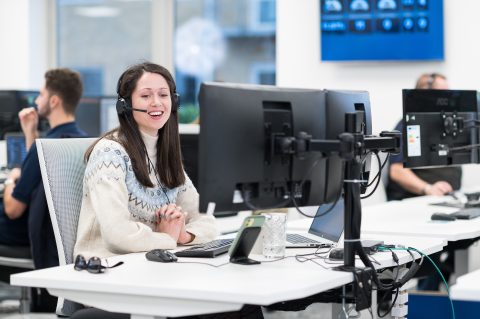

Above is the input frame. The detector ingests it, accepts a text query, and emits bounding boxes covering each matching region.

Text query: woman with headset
[74,62,218,259]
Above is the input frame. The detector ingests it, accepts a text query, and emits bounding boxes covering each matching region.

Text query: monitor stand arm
[277,113,401,267]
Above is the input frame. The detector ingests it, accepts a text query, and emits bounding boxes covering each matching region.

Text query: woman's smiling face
[131,71,172,136]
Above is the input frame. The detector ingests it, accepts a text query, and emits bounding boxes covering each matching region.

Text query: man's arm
[18,107,39,151]
[389,163,453,196]
[3,168,27,219]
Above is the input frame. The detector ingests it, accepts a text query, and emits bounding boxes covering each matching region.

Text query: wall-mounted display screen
[320,0,444,61]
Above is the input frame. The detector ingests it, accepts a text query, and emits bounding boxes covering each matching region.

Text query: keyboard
[451,208,480,220]
[175,239,234,258]
[287,233,321,244]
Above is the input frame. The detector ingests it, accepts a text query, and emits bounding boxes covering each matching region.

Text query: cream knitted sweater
[74,131,218,259]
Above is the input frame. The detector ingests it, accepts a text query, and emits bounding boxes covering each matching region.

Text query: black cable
[377,249,400,317]
[242,190,292,211]
[146,155,171,204]
[447,143,480,152]
[291,157,344,218]
[463,119,480,124]
[124,114,173,203]
[377,288,399,318]
[361,152,390,200]
[176,261,230,268]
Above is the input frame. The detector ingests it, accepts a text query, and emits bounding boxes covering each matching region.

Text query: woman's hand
[155,204,185,241]
[155,204,194,244]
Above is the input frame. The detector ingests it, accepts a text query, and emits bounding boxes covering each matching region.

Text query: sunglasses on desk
[74,255,123,274]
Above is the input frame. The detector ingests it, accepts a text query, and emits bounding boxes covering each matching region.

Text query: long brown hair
[85,62,185,188]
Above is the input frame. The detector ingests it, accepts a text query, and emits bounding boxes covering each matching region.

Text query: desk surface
[360,196,480,242]
[11,233,445,318]
[12,251,352,317]
[221,196,480,243]
[450,268,480,302]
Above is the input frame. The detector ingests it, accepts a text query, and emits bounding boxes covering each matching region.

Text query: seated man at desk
[386,73,462,201]
[1,68,87,246]
[386,73,459,291]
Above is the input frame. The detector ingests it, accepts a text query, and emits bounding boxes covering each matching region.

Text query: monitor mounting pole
[275,111,401,266]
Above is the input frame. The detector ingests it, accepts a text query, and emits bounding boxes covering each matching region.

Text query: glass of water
[262,213,287,258]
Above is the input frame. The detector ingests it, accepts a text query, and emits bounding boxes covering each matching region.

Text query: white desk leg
[455,248,468,276]
[371,285,378,319]
[331,286,349,319]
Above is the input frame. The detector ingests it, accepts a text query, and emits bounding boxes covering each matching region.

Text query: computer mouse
[430,212,456,221]
[145,249,178,263]
[328,248,344,261]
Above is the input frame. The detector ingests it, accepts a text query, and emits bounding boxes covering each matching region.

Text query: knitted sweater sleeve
[176,174,219,245]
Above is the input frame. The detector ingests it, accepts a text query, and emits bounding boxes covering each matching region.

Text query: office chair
[37,138,128,319]
[36,138,95,316]
[0,244,34,313]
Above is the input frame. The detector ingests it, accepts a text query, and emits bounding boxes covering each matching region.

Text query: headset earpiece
[116,72,132,116]
[116,97,126,115]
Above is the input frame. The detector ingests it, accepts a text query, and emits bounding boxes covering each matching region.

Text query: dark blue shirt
[0,122,87,246]
[386,120,462,201]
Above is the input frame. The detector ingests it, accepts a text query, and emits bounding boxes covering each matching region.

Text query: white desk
[12,251,352,318]
[360,196,480,242]
[11,232,445,318]
[450,268,480,302]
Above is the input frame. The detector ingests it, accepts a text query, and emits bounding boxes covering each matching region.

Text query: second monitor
[198,82,372,214]
[403,89,479,169]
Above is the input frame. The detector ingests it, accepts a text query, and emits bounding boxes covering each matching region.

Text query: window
[56,0,155,96]
[174,0,276,123]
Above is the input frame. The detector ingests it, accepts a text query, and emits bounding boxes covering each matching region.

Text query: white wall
[0,0,49,90]
[277,0,480,134]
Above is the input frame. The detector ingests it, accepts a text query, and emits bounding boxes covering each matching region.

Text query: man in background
[1,68,87,311]
[386,73,460,291]
[386,73,461,200]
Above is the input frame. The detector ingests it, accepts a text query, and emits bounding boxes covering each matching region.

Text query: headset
[115,70,176,204]
[426,73,435,89]
[115,72,180,116]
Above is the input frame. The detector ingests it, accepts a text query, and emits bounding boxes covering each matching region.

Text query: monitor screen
[100,97,119,133]
[75,96,118,137]
[320,0,444,61]
[0,91,18,139]
[5,133,27,169]
[75,97,102,137]
[325,90,372,197]
[402,89,479,168]
[197,82,372,214]
[309,198,344,242]
[0,90,40,139]
[16,91,38,108]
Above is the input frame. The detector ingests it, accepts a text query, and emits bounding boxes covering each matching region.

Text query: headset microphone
[131,108,148,113]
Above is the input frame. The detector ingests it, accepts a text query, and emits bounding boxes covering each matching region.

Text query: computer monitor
[402,89,479,168]
[197,82,372,214]
[325,90,372,198]
[100,97,119,133]
[0,90,39,139]
[75,97,102,137]
[5,132,27,169]
[75,96,118,137]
